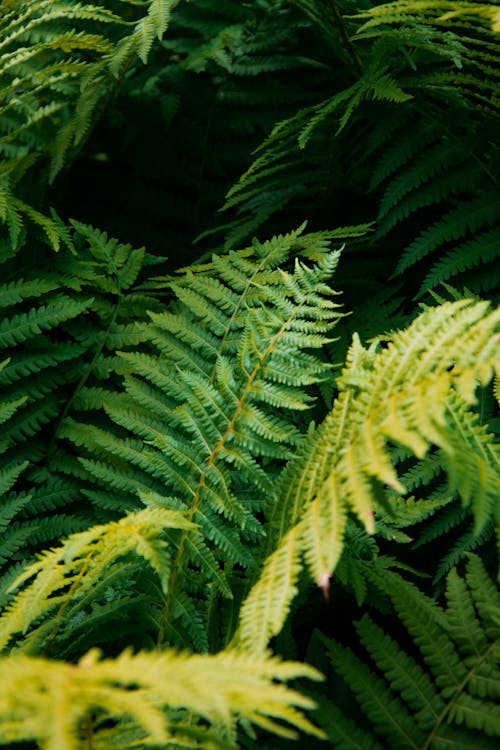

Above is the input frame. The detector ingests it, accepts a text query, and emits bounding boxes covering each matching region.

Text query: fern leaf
[328,637,425,749]
[0,647,323,748]
[235,524,303,654]
[234,300,500,653]
[110,0,174,74]
[0,296,92,348]
[396,193,500,276]
[0,278,59,309]
[0,507,194,651]
[422,226,500,293]
[319,557,500,747]
[0,461,28,499]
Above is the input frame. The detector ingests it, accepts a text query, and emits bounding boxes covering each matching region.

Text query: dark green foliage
[0,1,499,749]
[0,0,174,250]
[218,0,500,305]
[0,220,168,587]
[317,557,500,748]
[54,0,334,261]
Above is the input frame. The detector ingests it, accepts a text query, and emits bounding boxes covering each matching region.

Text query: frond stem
[326,0,363,75]
[422,638,497,749]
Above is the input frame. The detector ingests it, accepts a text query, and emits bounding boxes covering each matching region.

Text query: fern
[215,0,500,299]
[0,0,175,249]
[67,0,334,261]
[316,556,500,748]
[0,498,324,748]
[234,299,500,654]
[0,3,499,748]
[0,506,194,652]
[56,226,344,650]
[0,648,323,749]
[0,221,169,589]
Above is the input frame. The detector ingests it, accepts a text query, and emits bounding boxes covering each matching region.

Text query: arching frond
[235,300,500,653]
[0,506,194,652]
[59,226,344,649]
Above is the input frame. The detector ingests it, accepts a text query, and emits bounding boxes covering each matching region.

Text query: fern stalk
[327,0,363,74]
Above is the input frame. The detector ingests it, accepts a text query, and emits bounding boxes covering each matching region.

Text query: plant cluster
[0,1,499,749]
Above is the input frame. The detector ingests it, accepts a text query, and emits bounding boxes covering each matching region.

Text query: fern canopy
[0,1,499,749]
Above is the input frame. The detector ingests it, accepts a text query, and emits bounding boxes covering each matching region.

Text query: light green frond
[235,524,303,654]
[233,300,499,654]
[110,0,175,73]
[0,507,194,651]
[0,647,323,749]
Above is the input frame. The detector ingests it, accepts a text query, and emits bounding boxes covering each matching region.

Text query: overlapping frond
[0,647,323,750]
[216,0,500,299]
[234,300,500,653]
[58,227,344,649]
[0,506,193,653]
[317,556,500,748]
[0,0,175,249]
[0,3,499,749]
[0,222,166,587]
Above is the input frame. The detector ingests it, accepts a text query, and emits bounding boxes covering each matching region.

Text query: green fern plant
[0,0,175,250]
[55,225,345,651]
[1,2,500,748]
[0,275,498,747]
[217,0,500,301]
[315,555,500,748]
[233,298,500,654]
[60,0,337,260]
[0,449,324,748]
[0,649,323,749]
[0,220,169,594]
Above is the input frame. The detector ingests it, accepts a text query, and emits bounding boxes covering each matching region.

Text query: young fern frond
[233,299,500,654]
[0,648,323,750]
[317,556,500,748]
[0,507,194,653]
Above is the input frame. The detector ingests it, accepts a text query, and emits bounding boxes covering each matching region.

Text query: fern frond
[396,192,500,275]
[317,556,500,748]
[111,0,174,72]
[0,0,176,247]
[59,227,344,650]
[234,300,500,654]
[0,647,323,749]
[0,506,194,652]
[421,226,500,293]
[0,296,92,348]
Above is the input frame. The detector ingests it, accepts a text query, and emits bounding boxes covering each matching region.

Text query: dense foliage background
[0,1,499,748]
